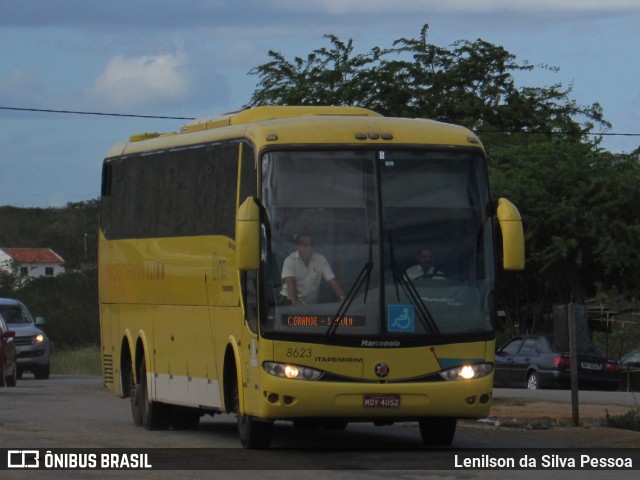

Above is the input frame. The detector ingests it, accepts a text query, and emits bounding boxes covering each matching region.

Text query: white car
[0,298,51,379]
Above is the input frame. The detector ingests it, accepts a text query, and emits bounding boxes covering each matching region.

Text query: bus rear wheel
[418,417,457,446]
[132,358,170,430]
[232,379,273,449]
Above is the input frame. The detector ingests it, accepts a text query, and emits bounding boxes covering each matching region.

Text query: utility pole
[568,303,580,426]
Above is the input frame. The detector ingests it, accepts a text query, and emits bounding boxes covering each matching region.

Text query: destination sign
[281,315,366,328]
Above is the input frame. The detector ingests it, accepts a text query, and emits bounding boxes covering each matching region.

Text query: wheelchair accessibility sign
[387,304,415,332]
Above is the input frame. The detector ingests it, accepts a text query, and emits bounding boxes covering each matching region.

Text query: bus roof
[105,106,482,158]
[180,105,381,134]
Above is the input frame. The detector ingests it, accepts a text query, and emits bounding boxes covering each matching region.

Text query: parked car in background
[619,348,640,392]
[0,298,50,379]
[0,313,17,387]
[494,334,620,391]
[620,349,640,368]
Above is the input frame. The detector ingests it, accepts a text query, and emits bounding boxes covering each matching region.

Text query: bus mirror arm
[236,196,261,270]
[496,198,525,271]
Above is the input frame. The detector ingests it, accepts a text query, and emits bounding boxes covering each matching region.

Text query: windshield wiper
[325,231,374,340]
[388,233,440,336]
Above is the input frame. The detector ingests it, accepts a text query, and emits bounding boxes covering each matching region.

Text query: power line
[1,105,639,137]
[0,106,195,120]
[477,130,640,137]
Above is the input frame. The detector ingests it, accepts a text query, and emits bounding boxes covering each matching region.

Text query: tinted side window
[239,141,256,202]
[501,338,523,356]
[101,142,240,239]
[518,337,538,356]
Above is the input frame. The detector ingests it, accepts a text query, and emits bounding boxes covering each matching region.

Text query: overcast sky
[1,1,638,207]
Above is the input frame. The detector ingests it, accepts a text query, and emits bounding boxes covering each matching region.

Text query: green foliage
[490,140,640,307]
[591,292,640,360]
[51,345,101,376]
[0,199,99,269]
[248,24,608,135]
[0,200,100,349]
[602,409,640,432]
[3,267,99,349]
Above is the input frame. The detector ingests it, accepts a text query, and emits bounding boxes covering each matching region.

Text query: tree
[0,199,99,269]
[248,24,608,137]
[0,200,100,348]
[10,268,100,348]
[491,137,639,304]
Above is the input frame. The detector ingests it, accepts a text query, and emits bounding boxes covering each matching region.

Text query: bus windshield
[260,149,495,344]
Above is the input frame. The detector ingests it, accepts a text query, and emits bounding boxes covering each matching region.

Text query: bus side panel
[152,304,221,409]
[100,233,237,407]
[100,303,118,392]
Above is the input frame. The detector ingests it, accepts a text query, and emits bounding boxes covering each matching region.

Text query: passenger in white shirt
[280,234,345,305]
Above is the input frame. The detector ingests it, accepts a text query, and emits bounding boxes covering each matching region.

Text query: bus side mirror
[236,196,260,270]
[496,198,525,270]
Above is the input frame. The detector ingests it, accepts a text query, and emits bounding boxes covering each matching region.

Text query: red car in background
[0,313,17,387]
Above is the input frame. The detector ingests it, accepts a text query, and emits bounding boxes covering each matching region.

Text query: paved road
[1,376,639,479]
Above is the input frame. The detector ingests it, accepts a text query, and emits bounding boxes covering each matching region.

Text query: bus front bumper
[252,374,493,421]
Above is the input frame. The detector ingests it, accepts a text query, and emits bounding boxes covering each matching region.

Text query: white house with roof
[0,247,65,278]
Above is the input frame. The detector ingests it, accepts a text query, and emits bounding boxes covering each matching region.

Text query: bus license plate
[363,394,400,408]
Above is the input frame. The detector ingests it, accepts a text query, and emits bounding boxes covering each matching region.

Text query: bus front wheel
[232,379,273,448]
[418,417,457,446]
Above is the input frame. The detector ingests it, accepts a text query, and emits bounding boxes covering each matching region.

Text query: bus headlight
[439,363,493,381]
[263,362,325,381]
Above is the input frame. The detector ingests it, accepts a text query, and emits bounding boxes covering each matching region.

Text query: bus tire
[233,378,273,448]
[418,417,456,446]
[134,358,170,430]
[130,366,143,426]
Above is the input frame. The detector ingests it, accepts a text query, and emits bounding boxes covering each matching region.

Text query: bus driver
[405,246,446,280]
[280,233,345,305]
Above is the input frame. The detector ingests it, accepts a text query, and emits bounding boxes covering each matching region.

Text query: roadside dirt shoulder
[460,398,640,448]
[489,397,635,428]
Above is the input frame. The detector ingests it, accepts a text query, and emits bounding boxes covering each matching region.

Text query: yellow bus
[99,106,524,448]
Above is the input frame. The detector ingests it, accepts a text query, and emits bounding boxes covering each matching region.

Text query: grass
[51,345,102,376]
[601,408,640,432]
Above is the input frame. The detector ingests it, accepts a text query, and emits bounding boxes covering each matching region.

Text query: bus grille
[102,354,114,384]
